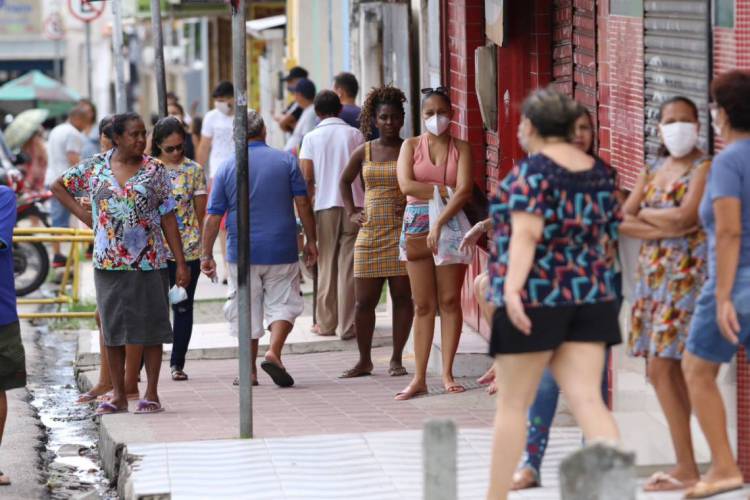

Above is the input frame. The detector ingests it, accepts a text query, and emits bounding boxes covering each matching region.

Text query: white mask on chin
[215,101,231,116]
[425,114,450,136]
[659,122,698,158]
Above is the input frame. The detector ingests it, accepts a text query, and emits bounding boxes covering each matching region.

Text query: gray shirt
[45,122,85,186]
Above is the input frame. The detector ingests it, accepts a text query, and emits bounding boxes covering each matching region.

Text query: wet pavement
[27,325,115,499]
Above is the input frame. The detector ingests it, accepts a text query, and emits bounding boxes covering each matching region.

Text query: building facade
[439,0,750,476]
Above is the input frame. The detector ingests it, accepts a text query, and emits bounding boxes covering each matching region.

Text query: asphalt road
[1,321,44,500]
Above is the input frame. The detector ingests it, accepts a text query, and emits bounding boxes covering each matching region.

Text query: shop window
[611,0,643,16]
[715,0,734,28]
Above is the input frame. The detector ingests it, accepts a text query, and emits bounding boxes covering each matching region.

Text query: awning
[246,15,285,38]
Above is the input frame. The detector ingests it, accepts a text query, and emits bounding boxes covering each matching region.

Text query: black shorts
[489,301,621,356]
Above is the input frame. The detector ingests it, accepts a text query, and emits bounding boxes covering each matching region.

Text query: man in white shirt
[45,106,88,267]
[284,78,317,155]
[299,91,365,339]
[197,81,235,180]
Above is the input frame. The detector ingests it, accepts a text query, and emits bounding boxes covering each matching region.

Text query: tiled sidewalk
[81,347,497,445]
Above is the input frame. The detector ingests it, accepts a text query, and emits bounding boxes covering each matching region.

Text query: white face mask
[659,122,698,158]
[425,114,450,136]
[215,101,231,116]
[710,108,723,138]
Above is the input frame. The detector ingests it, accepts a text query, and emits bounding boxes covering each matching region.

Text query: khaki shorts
[224,263,304,339]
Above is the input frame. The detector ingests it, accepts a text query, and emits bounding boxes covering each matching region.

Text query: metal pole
[53,40,62,81]
[111,0,127,113]
[85,22,93,99]
[150,0,168,117]
[231,0,251,439]
[200,18,209,114]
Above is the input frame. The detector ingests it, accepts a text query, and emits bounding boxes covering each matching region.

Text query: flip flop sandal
[261,360,295,388]
[511,468,540,490]
[0,471,10,486]
[134,400,165,414]
[394,387,428,401]
[75,392,99,404]
[232,377,259,386]
[445,384,466,394]
[388,366,408,377]
[683,478,744,499]
[339,368,372,379]
[96,391,114,402]
[643,471,694,492]
[171,368,189,381]
[95,402,129,416]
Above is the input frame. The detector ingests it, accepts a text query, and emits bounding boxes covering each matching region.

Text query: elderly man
[201,111,317,387]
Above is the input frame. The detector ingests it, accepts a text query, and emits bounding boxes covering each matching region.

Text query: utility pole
[111,0,127,113]
[230,0,252,439]
[85,22,93,99]
[150,0,167,117]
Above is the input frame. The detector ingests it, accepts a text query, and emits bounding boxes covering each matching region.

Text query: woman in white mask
[395,87,473,400]
[619,96,710,493]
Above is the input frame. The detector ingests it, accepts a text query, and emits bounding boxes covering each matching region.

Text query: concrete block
[423,419,457,500]
[559,442,636,500]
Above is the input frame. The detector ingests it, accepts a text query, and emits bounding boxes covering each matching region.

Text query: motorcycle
[0,130,51,296]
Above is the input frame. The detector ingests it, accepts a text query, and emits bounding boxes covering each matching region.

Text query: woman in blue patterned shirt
[485,89,622,500]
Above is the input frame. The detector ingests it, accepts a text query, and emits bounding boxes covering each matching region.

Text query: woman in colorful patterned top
[619,97,709,492]
[152,117,207,382]
[52,112,190,416]
[485,89,621,500]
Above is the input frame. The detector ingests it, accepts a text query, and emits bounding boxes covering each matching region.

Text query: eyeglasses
[421,86,449,96]
[163,143,184,154]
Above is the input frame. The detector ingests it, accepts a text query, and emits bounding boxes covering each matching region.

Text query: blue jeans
[167,259,201,370]
[521,350,610,477]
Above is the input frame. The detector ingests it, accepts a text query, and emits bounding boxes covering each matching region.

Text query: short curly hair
[359,84,407,139]
[712,70,750,132]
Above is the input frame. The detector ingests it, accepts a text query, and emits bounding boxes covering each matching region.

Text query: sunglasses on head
[421,86,449,96]
[162,143,184,154]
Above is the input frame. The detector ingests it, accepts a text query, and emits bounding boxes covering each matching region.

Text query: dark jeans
[167,259,201,370]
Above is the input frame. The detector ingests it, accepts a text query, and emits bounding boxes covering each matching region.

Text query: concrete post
[559,442,636,500]
[423,419,457,500]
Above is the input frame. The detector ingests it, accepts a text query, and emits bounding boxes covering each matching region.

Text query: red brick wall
[444,0,486,332]
[596,5,643,189]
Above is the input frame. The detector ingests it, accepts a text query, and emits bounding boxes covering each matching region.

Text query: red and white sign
[67,0,106,23]
[43,12,65,40]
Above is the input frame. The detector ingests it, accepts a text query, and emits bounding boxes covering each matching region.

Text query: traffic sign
[67,0,106,23]
[43,13,65,40]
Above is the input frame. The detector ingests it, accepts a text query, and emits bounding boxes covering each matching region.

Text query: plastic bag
[429,185,473,266]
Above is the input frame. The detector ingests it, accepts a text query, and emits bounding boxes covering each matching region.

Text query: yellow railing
[14,227,95,320]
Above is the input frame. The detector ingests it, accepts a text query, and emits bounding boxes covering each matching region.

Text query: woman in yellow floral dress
[620,97,709,492]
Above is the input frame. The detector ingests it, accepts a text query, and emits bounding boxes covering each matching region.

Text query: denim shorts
[686,267,750,364]
[49,197,71,228]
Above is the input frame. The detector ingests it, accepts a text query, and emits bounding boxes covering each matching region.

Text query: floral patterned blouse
[488,154,621,307]
[62,151,176,271]
[165,158,207,261]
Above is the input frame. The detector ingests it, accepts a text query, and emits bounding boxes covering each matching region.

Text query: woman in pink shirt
[395,87,473,400]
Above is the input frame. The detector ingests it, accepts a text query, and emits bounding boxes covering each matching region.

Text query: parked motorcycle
[0,130,50,296]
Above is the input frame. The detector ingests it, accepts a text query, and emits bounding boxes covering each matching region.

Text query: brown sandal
[511,468,540,491]
[683,477,744,499]
[0,471,10,486]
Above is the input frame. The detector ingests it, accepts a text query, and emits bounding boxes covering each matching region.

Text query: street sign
[67,0,106,22]
[43,12,65,40]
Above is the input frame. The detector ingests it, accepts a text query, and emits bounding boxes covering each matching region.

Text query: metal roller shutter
[573,0,597,111]
[644,0,710,162]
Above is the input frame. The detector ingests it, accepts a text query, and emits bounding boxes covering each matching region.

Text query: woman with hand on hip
[395,87,473,400]
[619,96,709,492]
[485,89,621,499]
[680,70,750,499]
[152,117,207,381]
[339,85,413,379]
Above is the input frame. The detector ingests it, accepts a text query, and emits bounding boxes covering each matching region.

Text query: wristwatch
[200,255,214,262]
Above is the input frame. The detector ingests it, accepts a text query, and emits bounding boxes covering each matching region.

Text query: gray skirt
[94,269,173,347]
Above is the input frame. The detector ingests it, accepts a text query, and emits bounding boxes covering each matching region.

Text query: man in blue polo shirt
[201,111,317,387]
[0,185,24,487]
